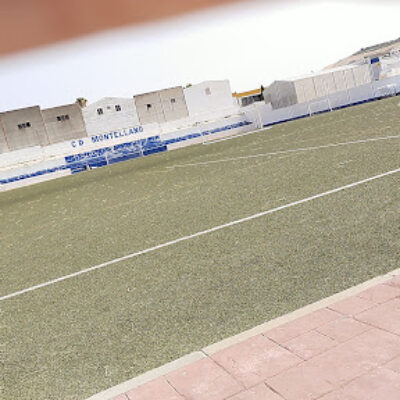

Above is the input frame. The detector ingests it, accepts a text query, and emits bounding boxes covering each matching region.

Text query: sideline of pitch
[1,166,400,302]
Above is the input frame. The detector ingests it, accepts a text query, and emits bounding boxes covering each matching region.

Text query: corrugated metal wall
[343,69,356,89]
[295,78,317,103]
[313,73,337,97]
[268,64,373,110]
[353,64,372,86]
[333,70,347,92]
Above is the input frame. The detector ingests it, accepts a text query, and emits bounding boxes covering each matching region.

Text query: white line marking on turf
[2,167,400,301]
[168,134,400,169]
[202,128,269,145]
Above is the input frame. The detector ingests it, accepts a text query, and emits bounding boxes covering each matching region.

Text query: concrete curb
[203,267,400,355]
[85,351,206,400]
[85,267,400,400]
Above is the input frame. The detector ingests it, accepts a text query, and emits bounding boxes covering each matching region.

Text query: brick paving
[103,276,400,400]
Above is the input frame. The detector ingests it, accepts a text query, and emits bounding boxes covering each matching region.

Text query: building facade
[266,63,373,110]
[82,97,140,136]
[0,106,49,151]
[134,87,189,125]
[380,54,400,79]
[184,80,237,118]
[42,103,87,144]
[232,88,264,107]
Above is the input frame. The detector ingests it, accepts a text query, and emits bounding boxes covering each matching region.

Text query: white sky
[0,0,399,112]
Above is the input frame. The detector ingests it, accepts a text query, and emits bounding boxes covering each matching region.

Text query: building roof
[134,86,183,97]
[232,88,263,98]
[84,97,134,109]
[276,63,368,82]
[42,103,78,112]
[0,104,41,115]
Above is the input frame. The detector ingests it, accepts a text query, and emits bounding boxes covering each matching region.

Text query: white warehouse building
[184,80,238,121]
[266,63,373,109]
[81,81,238,137]
[83,97,140,136]
[134,86,189,125]
[380,53,400,79]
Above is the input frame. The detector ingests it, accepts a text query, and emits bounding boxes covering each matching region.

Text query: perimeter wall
[245,75,400,128]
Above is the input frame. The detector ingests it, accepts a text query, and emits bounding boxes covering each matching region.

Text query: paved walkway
[92,273,400,400]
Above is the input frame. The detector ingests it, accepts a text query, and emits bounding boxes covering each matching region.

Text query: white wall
[82,97,140,136]
[0,113,253,191]
[353,64,372,86]
[0,146,44,169]
[295,78,316,103]
[134,87,189,125]
[333,70,348,92]
[270,64,374,109]
[184,80,238,121]
[380,55,400,78]
[246,75,400,128]
[163,115,254,150]
[0,170,71,192]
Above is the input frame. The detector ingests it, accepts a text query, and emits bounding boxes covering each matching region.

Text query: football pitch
[1,96,400,399]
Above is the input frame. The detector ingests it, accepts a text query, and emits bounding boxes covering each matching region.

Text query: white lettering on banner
[70,126,144,148]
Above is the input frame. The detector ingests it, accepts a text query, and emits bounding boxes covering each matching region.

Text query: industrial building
[265,63,373,109]
[82,97,140,136]
[81,82,236,138]
[232,88,265,107]
[184,80,237,118]
[42,103,87,144]
[134,86,189,125]
[0,106,49,151]
[0,80,238,157]
[1,66,399,192]
[0,104,87,153]
[380,53,400,79]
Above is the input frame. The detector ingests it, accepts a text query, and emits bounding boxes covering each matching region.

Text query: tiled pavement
[92,273,400,400]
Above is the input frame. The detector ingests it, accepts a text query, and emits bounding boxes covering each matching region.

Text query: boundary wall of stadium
[0,115,254,191]
[244,75,400,128]
[1,76,400,192]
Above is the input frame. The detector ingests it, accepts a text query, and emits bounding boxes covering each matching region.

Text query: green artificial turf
[1,96,400,399]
